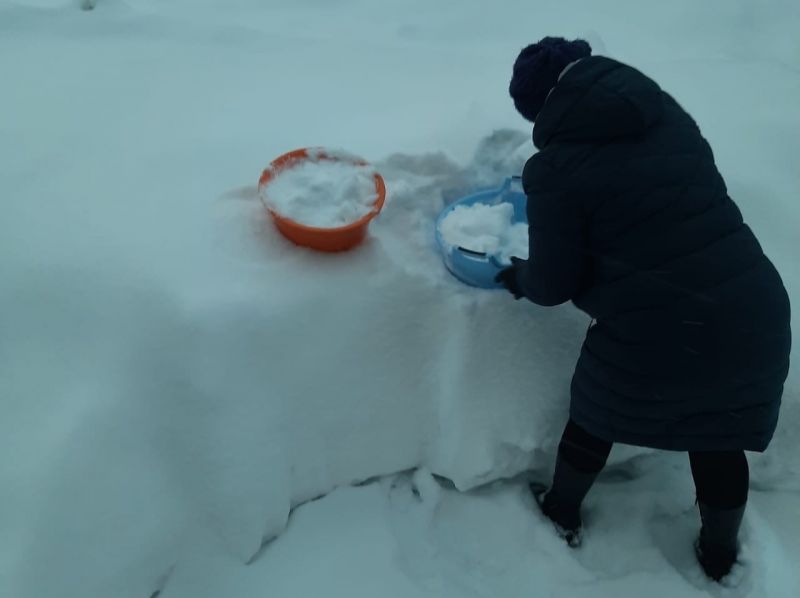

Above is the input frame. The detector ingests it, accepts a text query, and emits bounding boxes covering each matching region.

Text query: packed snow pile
[439,202,529,264]
[261,156,378,228]
[1,1,798,598]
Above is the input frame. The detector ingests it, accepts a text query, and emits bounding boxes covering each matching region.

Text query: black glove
[494,257,525,300]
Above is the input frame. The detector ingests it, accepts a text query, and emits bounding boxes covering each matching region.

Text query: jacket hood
[533,56,665,149]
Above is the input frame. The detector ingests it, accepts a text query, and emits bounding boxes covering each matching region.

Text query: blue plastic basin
[435,176,528,289]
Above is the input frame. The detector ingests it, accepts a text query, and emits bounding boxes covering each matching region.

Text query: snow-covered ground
[160,465,800,598]
[1,1,798,597]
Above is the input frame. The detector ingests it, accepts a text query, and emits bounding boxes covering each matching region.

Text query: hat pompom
[510,37,592,122]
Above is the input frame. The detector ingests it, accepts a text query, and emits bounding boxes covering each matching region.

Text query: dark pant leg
[689,450,749,509]
[689,450,748,580]
[558,418,614,474]
[538,419,614,539]
[545,419,613,511]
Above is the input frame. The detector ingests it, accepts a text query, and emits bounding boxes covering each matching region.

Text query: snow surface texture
[1,1,799,598]
[261,158,378,228]
[161,468,800,598]
[439,202,529,264]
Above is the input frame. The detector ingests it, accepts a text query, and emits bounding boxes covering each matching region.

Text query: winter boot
[529,454,603,548]
[695,502,746,582]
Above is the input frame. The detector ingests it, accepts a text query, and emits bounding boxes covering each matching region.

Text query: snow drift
[1,1,798,597]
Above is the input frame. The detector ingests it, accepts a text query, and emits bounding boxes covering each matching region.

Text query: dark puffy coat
[516,56,791,452]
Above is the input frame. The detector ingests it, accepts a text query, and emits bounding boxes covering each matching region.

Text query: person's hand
[495,257,525,299]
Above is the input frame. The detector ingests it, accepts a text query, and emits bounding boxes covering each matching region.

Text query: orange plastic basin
[258,148,386,252]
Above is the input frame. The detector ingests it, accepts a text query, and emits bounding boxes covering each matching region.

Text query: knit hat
[509,37,592,122]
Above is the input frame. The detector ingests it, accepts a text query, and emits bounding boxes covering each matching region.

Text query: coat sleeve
[515,154,588,306]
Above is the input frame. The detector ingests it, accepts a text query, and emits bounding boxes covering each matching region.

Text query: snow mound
[439,202,529,264]
[261,158,378,228]
[1,128,592,598]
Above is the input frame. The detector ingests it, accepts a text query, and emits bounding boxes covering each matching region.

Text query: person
[496,36,792,582]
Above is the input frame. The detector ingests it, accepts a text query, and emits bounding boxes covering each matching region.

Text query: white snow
[439,202,529,263]
[159,467,800,598]
[0,1,798,598]
[504,219,531,263]
[261,157,378,228]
